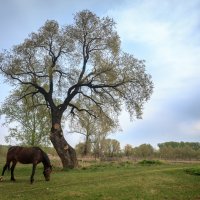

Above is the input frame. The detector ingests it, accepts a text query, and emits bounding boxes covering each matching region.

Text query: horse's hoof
[0,176,3,181]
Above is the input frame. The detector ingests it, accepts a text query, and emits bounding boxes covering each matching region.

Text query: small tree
[124,144,134,157]
[103,139,121,157]
[69,103,119,156]
[0,87,51,146]
[75,142,90,156]
[134,144,154,159]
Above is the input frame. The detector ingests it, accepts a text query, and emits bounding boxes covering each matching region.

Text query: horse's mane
[34,147,51,167]
[41,149,51,167]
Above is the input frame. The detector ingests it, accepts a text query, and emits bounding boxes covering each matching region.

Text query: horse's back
[6,146,43,164]
[6,146,21,157]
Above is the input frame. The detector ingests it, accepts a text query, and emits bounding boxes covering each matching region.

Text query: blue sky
[0,0,200,148]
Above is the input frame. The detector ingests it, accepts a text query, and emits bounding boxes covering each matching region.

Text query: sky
[0,0,200,148]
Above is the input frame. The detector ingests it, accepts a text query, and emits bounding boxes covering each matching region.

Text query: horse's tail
[5,146,14,171]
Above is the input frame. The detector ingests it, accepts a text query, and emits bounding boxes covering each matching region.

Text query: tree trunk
[50,112,78,169]
[83,133,89,156]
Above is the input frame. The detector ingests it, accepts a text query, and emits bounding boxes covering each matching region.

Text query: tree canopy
[0,86,51,146]
[0,10,153,120]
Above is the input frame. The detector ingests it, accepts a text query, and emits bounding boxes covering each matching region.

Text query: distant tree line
[75,141,200,161]
[157,142,200,160]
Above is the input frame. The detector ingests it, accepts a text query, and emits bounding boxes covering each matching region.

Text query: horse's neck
[41,152,50,168]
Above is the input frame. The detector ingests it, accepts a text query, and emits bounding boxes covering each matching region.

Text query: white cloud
[108,0,200,95]
[179,120,200,136]
[107,0,200,146]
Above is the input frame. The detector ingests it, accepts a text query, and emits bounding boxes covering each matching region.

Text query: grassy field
[0,158,200,200]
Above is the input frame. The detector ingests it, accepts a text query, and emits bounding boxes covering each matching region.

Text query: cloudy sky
[0,0,200,148]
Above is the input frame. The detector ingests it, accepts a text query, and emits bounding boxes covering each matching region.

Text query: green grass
[185,167,200,176]
[0,161,200,200]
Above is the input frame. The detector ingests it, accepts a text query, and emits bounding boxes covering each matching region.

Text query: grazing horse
[0,146,52,184]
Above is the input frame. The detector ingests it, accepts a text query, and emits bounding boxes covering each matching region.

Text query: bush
[185,167,200,176]
[138,160,162,165]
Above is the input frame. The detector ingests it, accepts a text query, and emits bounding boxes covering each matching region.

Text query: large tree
[0,10,153,169]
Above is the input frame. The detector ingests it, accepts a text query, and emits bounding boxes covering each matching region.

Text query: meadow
[0,156,200,200]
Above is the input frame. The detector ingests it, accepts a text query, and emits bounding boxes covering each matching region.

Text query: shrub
[138,160,162,165]
[185,167,200,176]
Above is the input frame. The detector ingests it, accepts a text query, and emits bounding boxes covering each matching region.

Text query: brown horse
[0,146,52,184]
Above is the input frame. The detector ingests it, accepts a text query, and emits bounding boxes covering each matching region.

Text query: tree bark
[83,133,90,156]
[50,112,78,169]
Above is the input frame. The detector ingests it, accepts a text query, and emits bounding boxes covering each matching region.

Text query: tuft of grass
[185,167,200,176]
[80,161,134,171]
[138,159,163,165]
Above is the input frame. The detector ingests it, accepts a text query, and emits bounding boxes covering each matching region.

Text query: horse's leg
[10,161,17,181]
[0,162,9,181]
[1,162,9,176]
[30,163,37,184]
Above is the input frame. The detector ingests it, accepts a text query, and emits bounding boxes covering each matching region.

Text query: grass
[185,167,200,176]
[0,160,200,200]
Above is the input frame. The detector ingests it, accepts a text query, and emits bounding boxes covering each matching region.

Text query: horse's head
[43,165,52,181]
